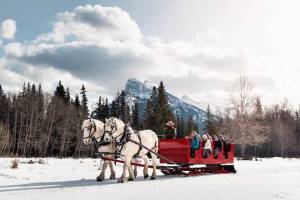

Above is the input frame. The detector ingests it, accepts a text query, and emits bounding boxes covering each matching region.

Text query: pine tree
[31,84,37,95]
[96,96,103,120]
[111,100,118,117]
[65,87,71,103]
[143,86,158,131]
[74,94,80,109]
[80,85,89,117]
[103,98,110,120]
[204,105,217,135]
[54,81,66,100]
[186,115,196,135]
[37,84,44,113]
[156,81,174,133]
[119,91,127,122]
[176,115,185,138]
[132,101,140,130]
[0,84,3,96]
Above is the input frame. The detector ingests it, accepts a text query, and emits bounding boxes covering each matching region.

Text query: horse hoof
[144,174,149,179]
[118,178,126,183]
[128,177,134,181]
[150,176,156,180]
[96,177,104,182]
[110,174,115,179]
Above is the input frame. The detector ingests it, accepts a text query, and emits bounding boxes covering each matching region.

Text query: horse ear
[105,118,108,123]
[126,122,131,127]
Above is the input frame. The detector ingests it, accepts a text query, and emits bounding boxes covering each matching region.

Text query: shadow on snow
[0,175,189,193]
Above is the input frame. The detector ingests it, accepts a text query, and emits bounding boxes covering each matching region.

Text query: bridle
[83,119,98,141]
[104,122,126,144]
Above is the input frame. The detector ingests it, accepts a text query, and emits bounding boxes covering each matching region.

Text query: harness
[108,125,151,159]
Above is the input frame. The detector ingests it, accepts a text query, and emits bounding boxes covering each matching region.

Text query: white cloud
[0,19,17,39]
[3,4,294,108]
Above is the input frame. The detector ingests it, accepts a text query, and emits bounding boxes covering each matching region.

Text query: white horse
[82,119,116,181]
[103,117,159,183]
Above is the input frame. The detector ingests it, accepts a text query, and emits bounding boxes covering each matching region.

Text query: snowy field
[0,157,300,200]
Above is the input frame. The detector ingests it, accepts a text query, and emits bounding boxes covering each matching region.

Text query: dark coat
[165,126,176,139]
[214,140,223,151]
[221,139,228,152]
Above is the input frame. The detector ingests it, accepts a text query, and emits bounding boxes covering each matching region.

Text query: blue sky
[1,0,300,110]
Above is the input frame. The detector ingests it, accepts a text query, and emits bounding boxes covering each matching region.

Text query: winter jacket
[214,140,223,151]
[165,126,176,139]
[221,140,228,152]
[202,139,212,151]
[190,136,200,149]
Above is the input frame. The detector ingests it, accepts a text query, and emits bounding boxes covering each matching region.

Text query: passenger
[219,135,228,158]
[164,121,176,139]
[185,131,200,158]
[202,134,212,159]
[213,135,223,159]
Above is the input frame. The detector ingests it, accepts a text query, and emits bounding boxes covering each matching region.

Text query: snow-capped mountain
[125,78,207,129]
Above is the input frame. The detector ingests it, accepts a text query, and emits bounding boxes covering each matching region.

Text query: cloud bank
[0,4,284,109]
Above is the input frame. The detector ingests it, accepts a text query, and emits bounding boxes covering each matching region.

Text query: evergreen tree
[0,84,3,96]
[111,99,118,117]
[156,81,174,133]
[132,101,140,130]
[204,105,217,135]
[74,94,80,109]
[119,91,127,122]
[95,96,103,120]
[31,84,37,95]
[80,84,89,117]
[143,86,158,131]
[54,81,66,100]
[103,98,110,119]
[37,84,44,113]
[27,82,31,93]
[0,84,8,121]
[65,87,71,103]
[176,115,185,138]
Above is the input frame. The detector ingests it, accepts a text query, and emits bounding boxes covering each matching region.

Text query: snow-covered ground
[0,157,299,200]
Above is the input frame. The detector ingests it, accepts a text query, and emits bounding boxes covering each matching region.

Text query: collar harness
[106,124,143,159]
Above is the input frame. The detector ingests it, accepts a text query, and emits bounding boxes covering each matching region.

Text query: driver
[164,120,177,139]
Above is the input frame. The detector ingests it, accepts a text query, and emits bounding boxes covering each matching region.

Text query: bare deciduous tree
[223,75,270,156]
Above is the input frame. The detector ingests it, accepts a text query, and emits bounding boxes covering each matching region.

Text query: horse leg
[118,158,130,183]
[108,161,115,179]
[127,163,135,181]
[97,160,108,182]
[150,152,158,180]
[141,155,149,179]
[98,159,103,170]
[133,159,138,178]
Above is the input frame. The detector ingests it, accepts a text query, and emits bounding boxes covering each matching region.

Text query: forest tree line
[0,77,300,158]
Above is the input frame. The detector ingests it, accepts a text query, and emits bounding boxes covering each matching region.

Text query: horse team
[82,117,158,183]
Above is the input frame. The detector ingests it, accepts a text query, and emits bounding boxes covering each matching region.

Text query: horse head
[82,118,104,144]
[103,117,125,143]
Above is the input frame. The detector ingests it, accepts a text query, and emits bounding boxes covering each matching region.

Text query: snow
[0,157,300,200]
